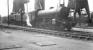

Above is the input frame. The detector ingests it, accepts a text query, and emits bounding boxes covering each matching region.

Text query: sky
[45,0,93,11]
[45,0,69,9]
[0,0,93,17]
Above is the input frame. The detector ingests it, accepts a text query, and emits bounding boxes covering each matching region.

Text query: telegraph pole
[7,0,10,25]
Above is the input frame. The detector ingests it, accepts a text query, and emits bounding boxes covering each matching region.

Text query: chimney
[35,0,45,10]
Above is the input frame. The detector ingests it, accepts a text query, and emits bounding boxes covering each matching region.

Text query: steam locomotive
[0,6,77,31]
[0,0,92,31]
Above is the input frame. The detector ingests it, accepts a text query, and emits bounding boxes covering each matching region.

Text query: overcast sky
[0,0,93,16]
[45,0,93,11]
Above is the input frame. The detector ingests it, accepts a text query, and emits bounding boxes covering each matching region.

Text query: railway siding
[0,24,93,42]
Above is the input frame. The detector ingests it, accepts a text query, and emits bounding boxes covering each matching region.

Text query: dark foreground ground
[0,28,93,50]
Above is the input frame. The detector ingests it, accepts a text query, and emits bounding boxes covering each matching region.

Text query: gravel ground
[0,28,93,50]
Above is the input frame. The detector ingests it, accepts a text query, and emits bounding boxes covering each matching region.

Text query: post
[7,0,10,25]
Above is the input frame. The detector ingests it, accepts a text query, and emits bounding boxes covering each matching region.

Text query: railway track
[0,24,93,42]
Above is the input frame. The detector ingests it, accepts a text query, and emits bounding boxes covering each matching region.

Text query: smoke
[25,13,32,26]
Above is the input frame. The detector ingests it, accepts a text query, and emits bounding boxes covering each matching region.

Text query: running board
[1,23,92,33]
[0,24,60,34]
[72,27,93,33]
